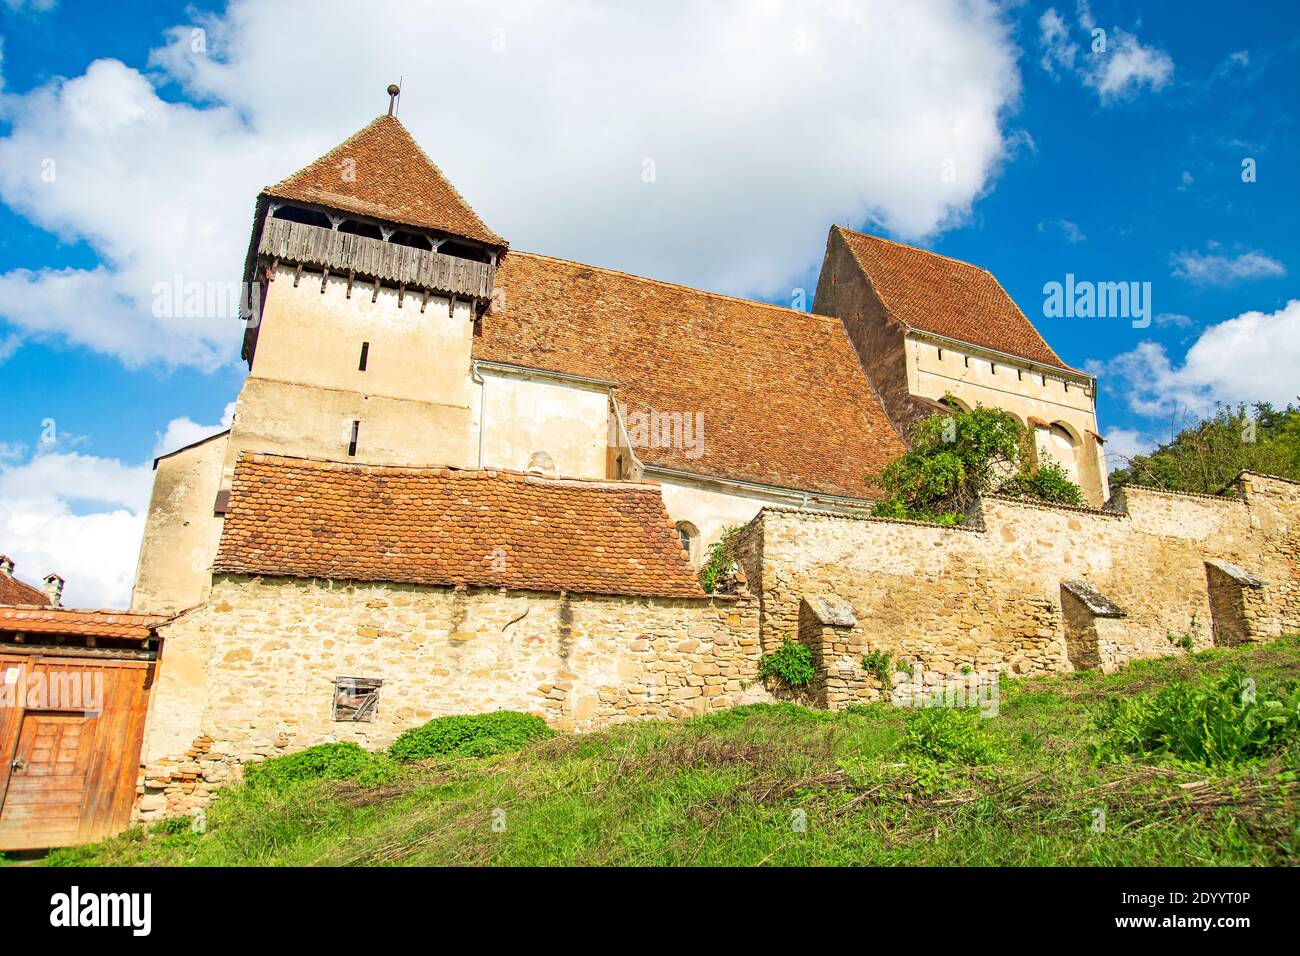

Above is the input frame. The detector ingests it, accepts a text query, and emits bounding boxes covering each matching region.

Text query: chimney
[42,573,65,608]
[0,555,12,578]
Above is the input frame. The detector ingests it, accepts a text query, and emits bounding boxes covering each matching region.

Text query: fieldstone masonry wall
[136,472,1297,818]
[741,472,1298,707]
[138,577,770,820]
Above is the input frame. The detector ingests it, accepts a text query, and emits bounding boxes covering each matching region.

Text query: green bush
[387,710,555,763]
[758,639,816,689]
[897,707,1002,765]
[699,525,743,594]
[243,742,396,792]
[868,404,1085,523]
[861,649,894,683]
[1094,668,1300,767]
[999,457,1085,507]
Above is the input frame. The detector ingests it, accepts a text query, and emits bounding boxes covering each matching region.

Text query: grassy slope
[30,637,1300,867]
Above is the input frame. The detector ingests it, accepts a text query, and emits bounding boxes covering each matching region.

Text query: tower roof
[262,115,506,249]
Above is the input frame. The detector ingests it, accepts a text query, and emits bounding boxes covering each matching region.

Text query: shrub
[999,457,1084,507]
[388,710,555,763]
[869,404,1084,523]
[758,639,816,689]
[861,649,894,683]
[1093,668,1300,767]
[699,525,743,594]
[896,707,1002,765]
[243,742,396,792]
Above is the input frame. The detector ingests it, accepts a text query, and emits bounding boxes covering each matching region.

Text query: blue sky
[0,0,1297,606]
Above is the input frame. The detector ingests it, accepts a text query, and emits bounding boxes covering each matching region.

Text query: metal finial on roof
[387,83,400,116]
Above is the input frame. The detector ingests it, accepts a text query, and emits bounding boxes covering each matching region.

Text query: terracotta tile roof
[263,115,506,248]
[215,453,706,599]
[834,227,1076,372]
[0,607,170,640]
[0,573,49,607]
[474,252,906,499]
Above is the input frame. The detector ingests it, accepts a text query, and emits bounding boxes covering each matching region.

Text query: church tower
[132,89,508,612]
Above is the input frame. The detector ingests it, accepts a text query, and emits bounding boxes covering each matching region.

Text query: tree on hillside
[1109,402,1300,495]
[869,404,1083,524]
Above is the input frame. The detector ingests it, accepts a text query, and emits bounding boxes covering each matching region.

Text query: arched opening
[675,521,700,566]
[1044,422,1081,484]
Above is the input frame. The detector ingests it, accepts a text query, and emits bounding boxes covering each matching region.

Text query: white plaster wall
[472,372,610,478]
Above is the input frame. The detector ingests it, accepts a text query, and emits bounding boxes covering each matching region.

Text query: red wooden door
[0,713,96,848]
[0,655,154,850]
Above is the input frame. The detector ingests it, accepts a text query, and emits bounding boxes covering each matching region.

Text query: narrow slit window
[347,420,360,457]
[332,677,382,722]
[359,341,370,371]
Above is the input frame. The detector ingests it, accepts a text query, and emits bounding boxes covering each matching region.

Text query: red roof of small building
[0,607,170,640]
[474,251,906,499]
[0,568,50,607]
[834,227,1076,372]
[215,453,707,599]
[263,115,506,248]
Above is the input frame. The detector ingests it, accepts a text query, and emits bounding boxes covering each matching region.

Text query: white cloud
[1154,312,1192,328]
[153,401,235,458]
[1097,299,1300,419]
[1102,427,1156,472]
[0,0,1024,367]
[0,452,152,609]
[1038,6,1173,102]
[2,0,58,11]
[0,59,283,369]
[1171,247,1286,286]
[1038,218,1085,243]
[0,403,234,608]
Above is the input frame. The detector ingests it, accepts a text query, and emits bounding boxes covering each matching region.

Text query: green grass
[32,636,1300,867]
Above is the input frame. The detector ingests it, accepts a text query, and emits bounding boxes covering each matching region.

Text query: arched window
[675,521,700,565]
[1046,423,1081,482]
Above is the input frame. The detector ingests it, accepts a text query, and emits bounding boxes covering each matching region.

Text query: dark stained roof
[263,115,506,248]
[474,252,907,499]
[215,453,707,599]
[835,227,1076,372]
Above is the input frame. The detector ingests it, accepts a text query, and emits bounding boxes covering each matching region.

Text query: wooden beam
[0,643,158,661]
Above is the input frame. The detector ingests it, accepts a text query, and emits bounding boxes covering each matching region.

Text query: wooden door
[0,713,96,848]
[0,655,154,850]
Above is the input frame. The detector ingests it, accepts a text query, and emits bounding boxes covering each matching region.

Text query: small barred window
[332,677,383,722]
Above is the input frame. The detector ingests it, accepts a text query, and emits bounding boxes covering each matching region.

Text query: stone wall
[740,473,1299,705]
[138,575,770,819]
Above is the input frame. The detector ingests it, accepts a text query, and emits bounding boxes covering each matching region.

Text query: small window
[359,342,369,371]
[675,521,700,564]
[614,454,626,480]
[347,420,360,457]
[333,677,382,722]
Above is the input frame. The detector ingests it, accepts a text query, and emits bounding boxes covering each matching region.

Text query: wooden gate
[0,655,154,850]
